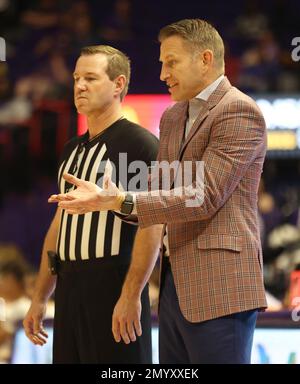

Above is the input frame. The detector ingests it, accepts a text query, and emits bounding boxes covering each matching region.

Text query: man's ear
[202,49,213,67]
[114,75,126,97]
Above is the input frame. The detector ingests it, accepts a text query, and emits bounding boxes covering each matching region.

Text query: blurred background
[0,0,300,364]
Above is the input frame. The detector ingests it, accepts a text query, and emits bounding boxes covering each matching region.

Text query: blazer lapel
[206,76,231,110]
[167,101,188,163]
[179,102,209,158]
[179,77,232,158]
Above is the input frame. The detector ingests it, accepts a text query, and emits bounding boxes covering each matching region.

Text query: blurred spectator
[234,0,269,43]
[0,245,31,363]
[258,179,282,244]
[8,52,72,109]
[265,223,300,302]
[0,243,26,266]
[20,0,60,30]
[60,0,95,54]
[237,30,280,93]
[259,30,279,65]
[0,49,72,128]
[99,0,134,43]
[0,64,32,125]
[258,171,300,302]
[276,49,300,92]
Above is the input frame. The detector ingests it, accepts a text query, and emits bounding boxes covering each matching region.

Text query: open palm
[48,173,122,214]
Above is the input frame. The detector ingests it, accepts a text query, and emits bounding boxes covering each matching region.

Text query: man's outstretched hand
[48,172,124,214]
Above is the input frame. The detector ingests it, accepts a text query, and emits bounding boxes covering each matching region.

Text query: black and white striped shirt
[56,118,158,262]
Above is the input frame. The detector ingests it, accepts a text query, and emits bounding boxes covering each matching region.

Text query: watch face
[121,194,133,214]
[121,202,132,214]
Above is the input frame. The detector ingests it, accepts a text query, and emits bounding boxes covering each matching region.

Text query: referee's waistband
[57,255,131,273]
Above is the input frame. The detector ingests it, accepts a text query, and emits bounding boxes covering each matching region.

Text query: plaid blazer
[136,77,268,322]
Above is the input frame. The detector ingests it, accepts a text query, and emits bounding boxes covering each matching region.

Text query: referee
[23,45,161,363]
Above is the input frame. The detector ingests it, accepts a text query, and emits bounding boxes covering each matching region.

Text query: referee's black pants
[53,258,152,364]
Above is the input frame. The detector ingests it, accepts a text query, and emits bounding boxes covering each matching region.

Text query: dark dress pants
[159,260,257,364]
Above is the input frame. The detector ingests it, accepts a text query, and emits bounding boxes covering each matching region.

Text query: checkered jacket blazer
[136,77,268,322]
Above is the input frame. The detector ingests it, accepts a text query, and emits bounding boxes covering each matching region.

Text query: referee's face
[73,54,117,115]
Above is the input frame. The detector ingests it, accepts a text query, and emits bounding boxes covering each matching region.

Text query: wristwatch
[120,193,134,215]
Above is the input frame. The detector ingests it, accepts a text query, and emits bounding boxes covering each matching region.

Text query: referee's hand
[23,302,48,346]
[112,294,142,344]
